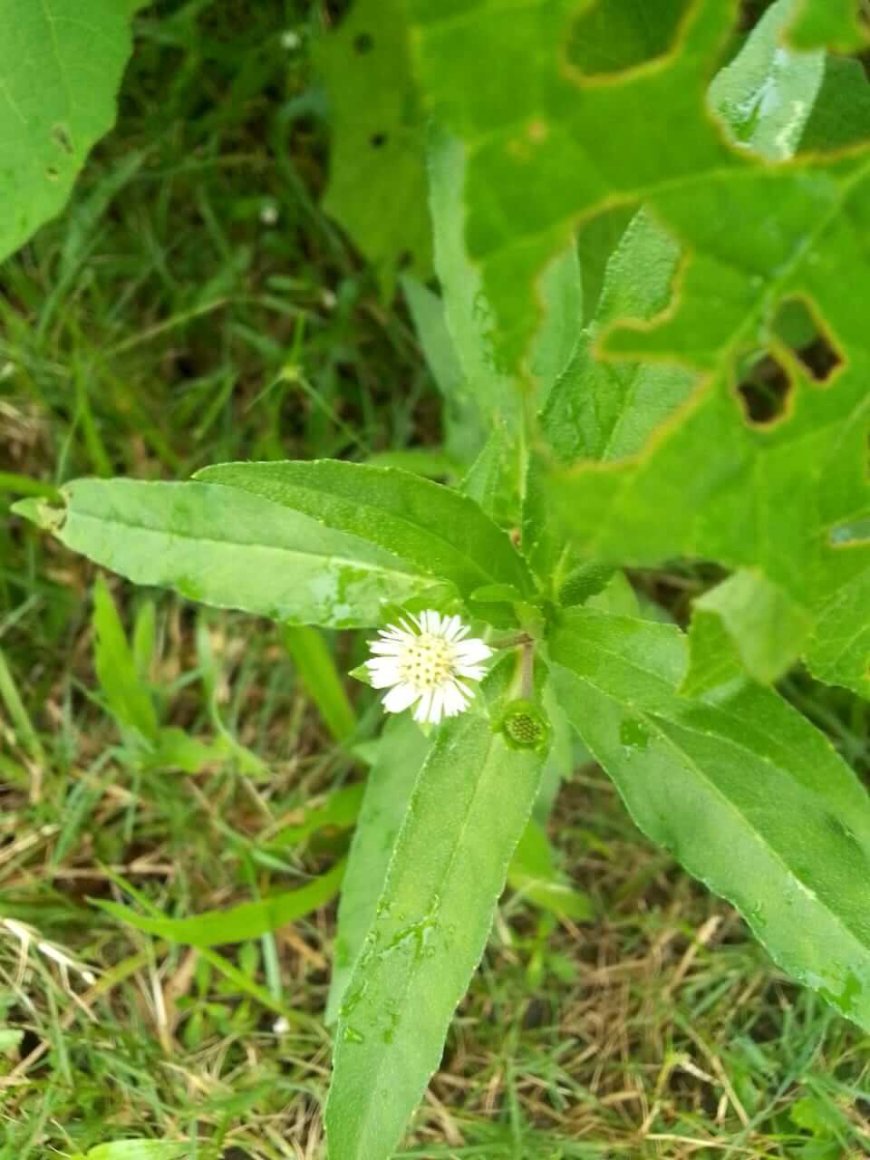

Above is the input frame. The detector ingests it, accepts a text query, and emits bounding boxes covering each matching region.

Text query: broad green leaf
[568,0,689,76]
[787,0,869,53]
[548,346,870,697]
[800,57,870,151]
[682,569,812,694]
[540,207,696,464]
[326,713,545,1160]
[406,0,835,368]
[95,860,345,947]
[529,239,583,392]
[15,479,436,629]
[69,1143,188,1160]
[281,626,357,742]
[461,422,522,526]
[196,459,534,603]
[549,608,870,1029]
[315,0,431,289]
[327,715,430,1022]
[541,0,821,464]
[92,577,159,743]
[0,0,137,264]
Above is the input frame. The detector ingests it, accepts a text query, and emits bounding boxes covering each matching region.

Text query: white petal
[444,615,469,642]
[455,639,493,664]
[429,688,446,724]
[443,681,469,716]
[455,663,486,680]
[367,660,402,689]
[369,640,405,655]
[414,689,435,723]
[383,683,420,713]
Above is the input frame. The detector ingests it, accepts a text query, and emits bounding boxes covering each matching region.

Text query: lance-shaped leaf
[197,459,534,601]
[15,479,439,629]
[325,712,545,1160]
[549,607,870,1030]
[96,861,345,948]
[327,715,431,1023]
[0,0,139,264]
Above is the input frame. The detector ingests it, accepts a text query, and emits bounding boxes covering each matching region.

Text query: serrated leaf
[95,860,345,947]
[327,715,430,1022]
[316,0,431,290]
[24,478,436,629]
[325,712,545,1160]
[0,0,136,264]
[196,459,534,605]
[549,607,870,1029]
[683,569,812,694]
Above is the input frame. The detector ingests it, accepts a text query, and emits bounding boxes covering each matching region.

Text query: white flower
[366,610,493,725]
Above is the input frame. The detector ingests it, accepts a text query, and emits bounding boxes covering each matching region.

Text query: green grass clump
[1,3,867,1158]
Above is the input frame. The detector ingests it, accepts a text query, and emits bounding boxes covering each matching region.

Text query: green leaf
[507,820,592,921]
[426,129,519,428]
[708,0,824,161]
[0,0,136,264]
[327,715,430,1022]
[787,0,869,53]
[540,207,696,464]
[567,0,689,76]
[406,0,833,369]
[542,0,821,464]
[92,577,159,743]
[682,569,812,694]
[69,1143,189,1160]
[282,626,357,742]
[549,608,870,1030]
[95,860,345,948]
[800,56,870,152]
[315,0,431,290]
[196,459,534,604]
[19,478,436,629]
[269,783,365,850]
[326,713,545,1160]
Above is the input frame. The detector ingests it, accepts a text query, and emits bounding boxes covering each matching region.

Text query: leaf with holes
[405,0,869,695]
[316,0,431,291]
[0,0,138,264]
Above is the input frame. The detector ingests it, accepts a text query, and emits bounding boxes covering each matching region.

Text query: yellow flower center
[398,633,454,691]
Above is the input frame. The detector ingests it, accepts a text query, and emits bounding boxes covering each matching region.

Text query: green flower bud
[496,699,551,753]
